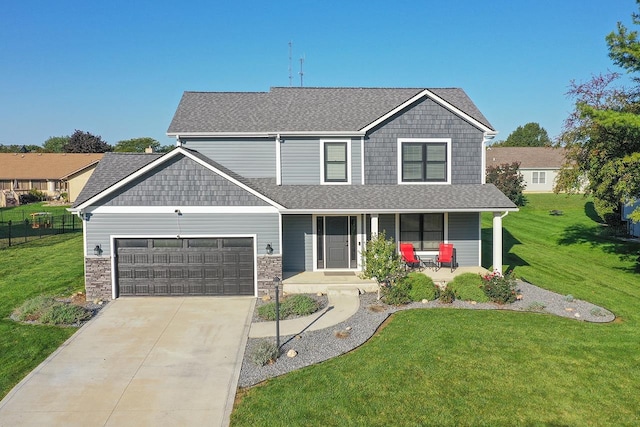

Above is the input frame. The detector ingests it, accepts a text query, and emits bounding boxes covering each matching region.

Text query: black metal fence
[0,214,82,249]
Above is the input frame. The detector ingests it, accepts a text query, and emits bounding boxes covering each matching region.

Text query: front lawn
[0,234,84,399]
[231,194,640,426]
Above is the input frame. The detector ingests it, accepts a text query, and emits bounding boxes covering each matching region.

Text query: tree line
[0,130,174,154]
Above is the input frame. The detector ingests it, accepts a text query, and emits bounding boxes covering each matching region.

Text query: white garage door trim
[110,234,258,299]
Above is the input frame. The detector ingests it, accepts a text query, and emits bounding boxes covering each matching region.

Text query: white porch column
[492,212,506,273]
[371,214,379,237]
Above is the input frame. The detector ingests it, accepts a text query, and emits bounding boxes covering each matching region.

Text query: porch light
[265,243,273,255]
[93,244,103,256]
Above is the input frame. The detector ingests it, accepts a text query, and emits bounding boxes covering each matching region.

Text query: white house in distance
[485,146,567,193]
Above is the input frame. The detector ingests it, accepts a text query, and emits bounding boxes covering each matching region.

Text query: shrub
[439,286,455,303]
[257,294,320,321]
[250,339,279,366]
[481,271,518,304]
[527,301,546,311]
[381,280,412,305]
[285,294,320,317]
[39,304,91,325]
[13,295,91,325]
[449,273,489,302]
[564,294,575,302]
[401,273,438,301]
[14,295,56,321]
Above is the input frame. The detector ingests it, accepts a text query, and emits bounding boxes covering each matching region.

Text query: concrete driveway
[0,297,255,427]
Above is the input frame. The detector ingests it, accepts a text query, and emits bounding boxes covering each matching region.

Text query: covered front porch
[282,266,490,294]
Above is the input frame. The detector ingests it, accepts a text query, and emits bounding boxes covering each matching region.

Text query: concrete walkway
[0,297,255,427]
[249,288,360,338]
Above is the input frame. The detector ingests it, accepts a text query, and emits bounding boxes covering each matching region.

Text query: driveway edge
[222,297,256,427]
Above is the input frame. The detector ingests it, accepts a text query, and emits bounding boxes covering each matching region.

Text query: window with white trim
[322,141,349,183]
[532,171,546,184]
[398,139,450,183]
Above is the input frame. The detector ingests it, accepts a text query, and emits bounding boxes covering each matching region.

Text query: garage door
[115,238,254,296]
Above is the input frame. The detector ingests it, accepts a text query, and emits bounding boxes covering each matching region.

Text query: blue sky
[0,0,635,147]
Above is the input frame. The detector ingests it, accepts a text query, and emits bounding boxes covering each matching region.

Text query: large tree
[43,135,70,152]
[492,122,552,147]
[0,144,43,153]
[557,2,640,224]
[113,137,161,153]
[63,130,112,153]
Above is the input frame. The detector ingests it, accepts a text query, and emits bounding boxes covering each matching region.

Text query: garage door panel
[116,238,254,297]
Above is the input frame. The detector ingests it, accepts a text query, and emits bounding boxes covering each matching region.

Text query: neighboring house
[485,146,567,193]
[622,200,640,237]
[70,87,518,300]
[0,153,103,206]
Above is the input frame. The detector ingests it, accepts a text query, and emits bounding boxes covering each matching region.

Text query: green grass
[0,234,84,398]
[231,194,640,426]
[0,202,71,223]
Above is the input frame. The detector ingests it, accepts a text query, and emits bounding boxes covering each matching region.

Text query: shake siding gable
[365,97,484,185]
[180,138,276,178]
[99,154,269,207]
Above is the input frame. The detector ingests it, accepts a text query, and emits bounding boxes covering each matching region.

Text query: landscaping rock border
[237,280,614,388]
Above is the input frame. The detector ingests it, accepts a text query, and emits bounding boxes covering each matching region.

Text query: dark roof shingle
[167,87,493,134]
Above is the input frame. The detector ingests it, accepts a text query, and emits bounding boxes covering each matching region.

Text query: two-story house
[71,87,517,300]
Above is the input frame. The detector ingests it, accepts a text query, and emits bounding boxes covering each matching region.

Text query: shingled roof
[0,153,103,180]
[486,147,567,169]
[73,152,163,207]
[74,149,516,212]
[167,87,494,134]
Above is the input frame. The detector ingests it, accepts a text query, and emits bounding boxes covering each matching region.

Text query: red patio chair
[436,243,458,272]
[400,243,423,271]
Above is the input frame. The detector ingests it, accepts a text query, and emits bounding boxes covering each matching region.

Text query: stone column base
[85,257,112,300]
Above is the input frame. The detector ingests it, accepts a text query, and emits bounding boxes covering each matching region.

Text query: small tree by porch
[359,231,406,299]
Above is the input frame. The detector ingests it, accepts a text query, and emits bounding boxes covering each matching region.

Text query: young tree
[43,136,70,152]
[359,231,406,299]
[486,162,526,206]
[557,1,640,223]
[114,137,161,153]
[63,130,112,153]
[492,122,552,147]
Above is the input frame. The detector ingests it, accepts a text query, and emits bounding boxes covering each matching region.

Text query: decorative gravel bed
[237,280,614,388]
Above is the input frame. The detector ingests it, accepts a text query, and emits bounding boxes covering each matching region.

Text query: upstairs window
[399,138,450,183]
[322,140,349,183]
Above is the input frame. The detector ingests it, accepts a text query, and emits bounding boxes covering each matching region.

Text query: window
[400,213,444,251]
[322,141,349,183]
[399,139,450,183]
[532,171,546,184]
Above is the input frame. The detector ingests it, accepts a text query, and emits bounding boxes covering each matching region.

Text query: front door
[325,216,349,268]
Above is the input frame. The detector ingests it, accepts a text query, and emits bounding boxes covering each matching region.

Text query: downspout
[175,135,183,147]
[275,134,282,186]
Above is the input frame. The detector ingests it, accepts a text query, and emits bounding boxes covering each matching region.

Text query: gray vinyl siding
[100,155,269,207]
[365,97,484,185]
[448,212,480,266]
[281,137,362,185]
[281,138,320,184]
[351,138,362,185]
[379,214,396,241]
[84,212,279,257]
[282,215,313,272]
[180,138,276,178]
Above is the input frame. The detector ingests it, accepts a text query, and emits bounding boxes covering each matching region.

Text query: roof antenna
[288,41,293,87]
[299,55,305,87]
